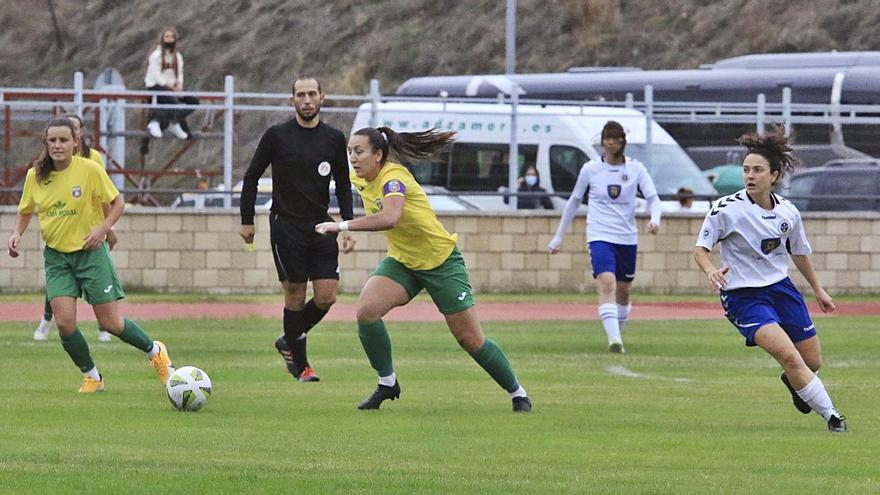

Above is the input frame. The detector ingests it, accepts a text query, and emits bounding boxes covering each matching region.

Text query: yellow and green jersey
[18,156,119,253]
[86,148,105,167]
[351,163,457,270]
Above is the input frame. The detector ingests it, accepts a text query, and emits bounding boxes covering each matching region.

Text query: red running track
[0,301,876,323]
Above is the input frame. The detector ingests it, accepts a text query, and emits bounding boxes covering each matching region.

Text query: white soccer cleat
[33,320,51,341]
[146,120,163,138]
[98,330,112,342]
[168,122,189,140]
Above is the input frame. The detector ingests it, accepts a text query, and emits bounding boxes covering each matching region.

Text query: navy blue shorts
[720,277,817,347]
[588,241,637,282]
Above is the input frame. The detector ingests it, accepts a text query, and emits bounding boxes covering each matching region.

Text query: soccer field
[1,316,877,494]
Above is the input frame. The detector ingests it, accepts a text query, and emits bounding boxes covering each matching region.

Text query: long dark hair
[66,114,92,159]
[353,126,456,165]
[736,124,798,185]
[36,117,77,183]
[148,26,180,82]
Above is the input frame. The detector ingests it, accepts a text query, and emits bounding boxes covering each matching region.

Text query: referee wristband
[338,221,350,232]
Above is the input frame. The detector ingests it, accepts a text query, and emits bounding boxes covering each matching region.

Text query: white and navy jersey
[576,157,658,244]
[696,189,811,290]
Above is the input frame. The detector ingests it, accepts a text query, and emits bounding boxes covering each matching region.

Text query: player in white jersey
[693,126,846,433]
[549,121,661,352]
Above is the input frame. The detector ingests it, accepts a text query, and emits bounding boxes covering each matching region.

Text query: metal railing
[4,73,880,209]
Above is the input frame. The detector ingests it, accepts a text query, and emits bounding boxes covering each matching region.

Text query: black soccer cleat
[780,373,813,414]
[357,381,401,410]
[827,414,848,433]
[512,396,532,413]
[274,335,300,376]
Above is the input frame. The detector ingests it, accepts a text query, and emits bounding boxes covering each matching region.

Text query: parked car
[171,178,272,210]
[702,164,744,195]
[786,160,880,211]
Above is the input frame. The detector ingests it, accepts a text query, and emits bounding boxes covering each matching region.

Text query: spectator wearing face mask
[143,26,199,141]
[505,166,554,210]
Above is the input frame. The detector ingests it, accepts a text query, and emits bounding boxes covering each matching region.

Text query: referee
[239,77,355,383]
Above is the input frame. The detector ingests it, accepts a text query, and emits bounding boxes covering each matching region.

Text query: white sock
[147,342,160,359]
[617,303,632,331]
[796,375,838,421]
[83,367,101,381]
[297,334,307,341]
[507,385,528,399]
[378,372,397,387]
[38,318,52,331]
[599,303,622,343]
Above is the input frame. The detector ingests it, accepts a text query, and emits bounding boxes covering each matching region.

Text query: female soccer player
[33,114,115,342]
[548,121,661,353]
[7,118,174,393]
[314,127,531,412]
[693,126,847,432]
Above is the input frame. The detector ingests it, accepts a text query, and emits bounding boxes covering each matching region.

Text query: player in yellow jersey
[7,118,174,393]
[32,115,116,342]
[316,126,532,412]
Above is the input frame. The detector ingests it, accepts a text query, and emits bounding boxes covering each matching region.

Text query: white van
[351,102,716,211]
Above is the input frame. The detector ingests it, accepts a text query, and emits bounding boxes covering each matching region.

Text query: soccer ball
[166,366,212,411]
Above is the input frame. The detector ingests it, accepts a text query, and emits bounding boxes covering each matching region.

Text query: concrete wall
[2,207,879,295]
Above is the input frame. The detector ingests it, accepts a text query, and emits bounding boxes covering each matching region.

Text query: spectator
[676,186,694,211]
[144,27,198,140]
[506,166,554,210]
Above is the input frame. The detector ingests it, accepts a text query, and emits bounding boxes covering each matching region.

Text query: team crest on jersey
[317,161,331,177]
[779,221,790,234]
[607,184,621,199]
[71,186,81,198]
[761,238,781,254]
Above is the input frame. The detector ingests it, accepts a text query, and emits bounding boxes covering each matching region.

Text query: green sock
[60,329,95,373]
[43,296,53,321]
[469,339,519,393]
[117,318,153,353]
[358,320,394,377]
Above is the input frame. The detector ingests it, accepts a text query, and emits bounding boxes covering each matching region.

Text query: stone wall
[2,207,879,295]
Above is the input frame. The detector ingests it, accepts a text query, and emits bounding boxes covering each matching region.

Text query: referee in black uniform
[239,77,355,382]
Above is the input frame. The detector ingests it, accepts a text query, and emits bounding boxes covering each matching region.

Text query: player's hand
[341,231,356,254]
[647,222,659,234]
[315,222,340,235]
[239,224,255,244]
[707,266,730,291]
[7,232,21,258]
[814,287,836,314]
[548,237,561,254]
[106,229,118,250]
[83,226,108,250]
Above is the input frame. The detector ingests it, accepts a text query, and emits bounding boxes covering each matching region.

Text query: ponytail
[353,126,456,165]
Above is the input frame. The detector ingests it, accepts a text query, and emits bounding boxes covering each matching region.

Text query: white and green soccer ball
[166,366,212,411]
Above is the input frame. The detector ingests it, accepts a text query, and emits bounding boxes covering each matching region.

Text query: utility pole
[505,0,516,74]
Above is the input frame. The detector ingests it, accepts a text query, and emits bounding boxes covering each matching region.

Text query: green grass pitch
[1,316,877,494]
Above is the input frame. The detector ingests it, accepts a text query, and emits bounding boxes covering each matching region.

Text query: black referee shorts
[269,213,340,283]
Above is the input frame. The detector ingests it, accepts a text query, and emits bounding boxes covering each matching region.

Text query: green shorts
[373,247,475,315]
[44,243,125,305]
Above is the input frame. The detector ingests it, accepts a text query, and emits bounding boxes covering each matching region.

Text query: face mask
[163,41,176,50]
[525,175,538,186]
